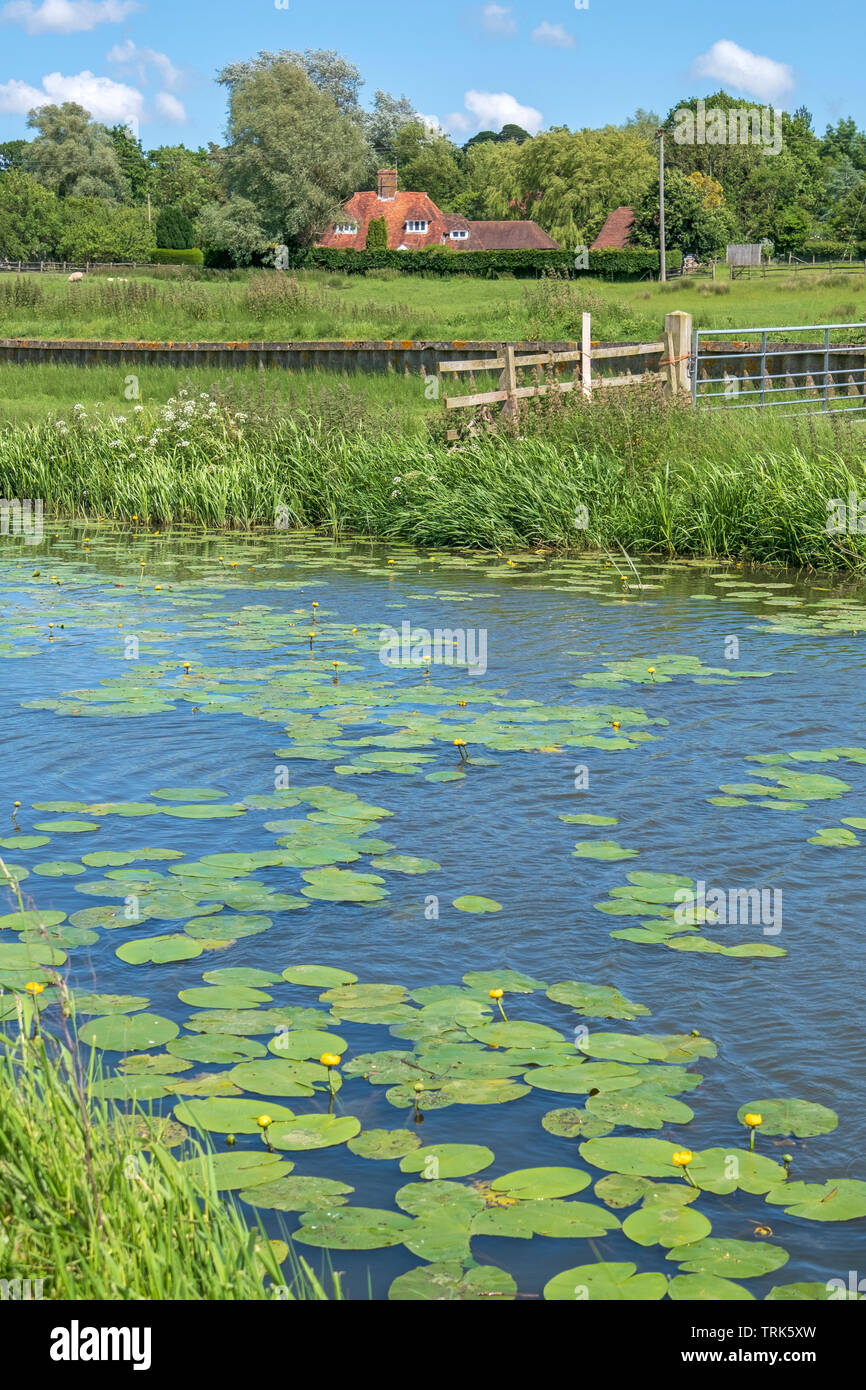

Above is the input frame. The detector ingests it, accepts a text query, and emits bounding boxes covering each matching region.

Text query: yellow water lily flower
[320,1054,341,1068]
[744,1113,762,1127]
[257,1115,273,1128]
[24,982,45,995]
[672,1150,693,1166]
[489,989,504,1000]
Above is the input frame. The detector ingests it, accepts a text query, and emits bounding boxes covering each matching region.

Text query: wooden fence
[0,261,141,274]
[439,311,691,436]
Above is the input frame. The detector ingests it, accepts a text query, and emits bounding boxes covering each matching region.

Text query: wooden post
[664,311,692,396]
[581,312,592,399]
[502,344,518,423]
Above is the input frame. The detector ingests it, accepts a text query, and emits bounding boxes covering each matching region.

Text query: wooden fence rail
[439,311,691,436]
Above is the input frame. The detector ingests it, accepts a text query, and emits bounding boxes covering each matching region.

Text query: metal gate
[691,321,866,417]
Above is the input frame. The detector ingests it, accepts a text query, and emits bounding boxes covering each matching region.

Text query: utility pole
[658,128,666,282]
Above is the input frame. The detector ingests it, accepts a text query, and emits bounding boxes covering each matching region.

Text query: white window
[405,220,429,233]
[449,230,469,240]
[334,224,358,235]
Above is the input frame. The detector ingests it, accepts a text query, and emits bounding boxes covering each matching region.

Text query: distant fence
[730,259,866,280]
[0,261,142,274]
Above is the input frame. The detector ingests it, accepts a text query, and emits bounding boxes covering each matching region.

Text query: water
[2,525,865,1299]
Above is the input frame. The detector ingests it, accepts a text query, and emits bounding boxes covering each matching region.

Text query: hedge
[285,246,682,279]
[799,239,865,262]
[151,248,205,266]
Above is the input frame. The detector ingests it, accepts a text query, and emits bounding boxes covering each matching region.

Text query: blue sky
[0,0,863,149]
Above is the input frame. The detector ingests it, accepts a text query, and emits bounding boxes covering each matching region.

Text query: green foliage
[151,247,205,265]
[0,170,60,259]
[633,167,737,258]
[290,246,682,277]
[54,198,156,262]
[0,139,28,172]
[108,125,150,202]
[146,145,222,219]
[365,216,388,249]
[217,56,370,247]
[156,205,196,250]
[25,103,130,202]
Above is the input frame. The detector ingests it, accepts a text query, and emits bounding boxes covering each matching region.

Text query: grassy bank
[2,382,866,569]
[0,361,430,429]
[0,1021,335,1300]
[2,266,866,343]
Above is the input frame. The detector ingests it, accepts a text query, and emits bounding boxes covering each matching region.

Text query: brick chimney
[377,168,398,200]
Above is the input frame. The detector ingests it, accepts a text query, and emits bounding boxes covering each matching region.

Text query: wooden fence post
[581,312,592,399]
[501,344,518,423]
[664,311,692,396]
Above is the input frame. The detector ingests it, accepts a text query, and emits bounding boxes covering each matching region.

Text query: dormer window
[449,229,469,240]
[335,223,358,235]
[405,220,429,234]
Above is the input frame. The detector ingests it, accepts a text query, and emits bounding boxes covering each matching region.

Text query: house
[591,206,635,250]
[317,169,561,251]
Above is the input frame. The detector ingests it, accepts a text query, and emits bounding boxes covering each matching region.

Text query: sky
[0,0,864,150]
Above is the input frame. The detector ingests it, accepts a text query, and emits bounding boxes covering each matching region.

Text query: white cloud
[462,89,544,135]
[691,39,794,105]
[531,21,575,48]
[107,40,183,92]
[0,69,143,123]
[481,3,516,37]
[1,0,140,33]
[154,91,186,123]
[417,112,444,135]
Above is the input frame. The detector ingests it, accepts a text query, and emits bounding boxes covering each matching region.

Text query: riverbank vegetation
[0,1018,336,1300]
[3,381,865,570]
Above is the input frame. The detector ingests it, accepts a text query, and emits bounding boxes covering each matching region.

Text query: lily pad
[389,1262,517,1301]
[452,896,501,913]
[347,1128,422,1161]
[735,1098,838,1138]
[268,1113,361,1150]
[116,934,203,964]
[623,1204,712,1249]
[172,1098,296,1134]
[669,1238,788,1278]
[282,964,358,988]
[399,1143,494,1179]
[240,1175,354,1210]
[78,1012,179,1052]
[544,1261,667,1301]
[294,1206,413,1250]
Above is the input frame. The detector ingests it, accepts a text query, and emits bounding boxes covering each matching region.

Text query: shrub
[155,206,196,250]
[283,246,682,279]
[365,217,387,249]
[151,247,205,266]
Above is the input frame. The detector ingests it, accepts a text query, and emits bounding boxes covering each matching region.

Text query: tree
[393,121,463,206]
[464,124,530,149]
[365,216,387,248]
[54,198,155,261]
[156,205,195,249]
[366,90,417,164]
[215,55,370,245]
[147,145,222,219]
[196,196,271,267]
[108,125,150,202]
[632,166,736,258]
[218,49,364,119]
[0,170,60,259]
[25,103,129,201]
[0,140,28,172]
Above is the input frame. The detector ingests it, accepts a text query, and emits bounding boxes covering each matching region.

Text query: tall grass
[2,381,866,568]
[0,1022,337,1300]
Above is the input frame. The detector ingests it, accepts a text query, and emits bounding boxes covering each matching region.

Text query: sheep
[68,272,84,283]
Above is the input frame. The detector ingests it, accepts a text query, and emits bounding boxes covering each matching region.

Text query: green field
[0,361,430,429]
[1,266,866,345]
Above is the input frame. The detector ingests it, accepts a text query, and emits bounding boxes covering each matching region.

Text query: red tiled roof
[317,190,448,250]
[591,206,635,250]
[317,182,562,252]
[465,220,560,250]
